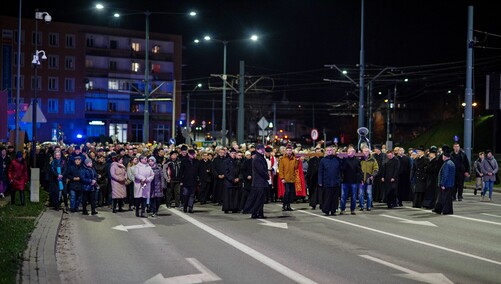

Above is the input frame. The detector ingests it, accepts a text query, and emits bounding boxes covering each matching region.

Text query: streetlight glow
[114,13,120,18]
[250,34,258,41]
[342,70,348,74]
[197,83,202,88]
[96,3,104,9]
[204,36,211,41]
[194,39,200,43]
[189,11,197,16]
[404,78,409,82]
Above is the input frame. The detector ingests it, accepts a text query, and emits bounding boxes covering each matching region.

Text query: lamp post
[186,83,202,146]
[194,35,258,146]
[32,10,51,167]
[96,4,196,143]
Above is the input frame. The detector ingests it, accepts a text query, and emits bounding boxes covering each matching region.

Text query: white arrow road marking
[360,255,454,284]
[169,208,318,284]
[258,218,288,229]
[112,218,155,232]
[482,213,501,218]
[144,258,221,284]
[299,210,501,266]
[380,214,438,227]
[406,206,501,226]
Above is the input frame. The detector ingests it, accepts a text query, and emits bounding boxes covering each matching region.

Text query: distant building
[0,16,182,144]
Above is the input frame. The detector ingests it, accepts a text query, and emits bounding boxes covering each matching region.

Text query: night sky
[3,0,501,114]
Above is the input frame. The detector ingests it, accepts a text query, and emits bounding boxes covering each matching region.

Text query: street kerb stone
[20,209,63,284]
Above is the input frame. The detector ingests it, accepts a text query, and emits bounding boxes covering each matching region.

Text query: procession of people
[0,139,497,220]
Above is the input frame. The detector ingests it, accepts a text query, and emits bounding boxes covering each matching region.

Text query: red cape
[277,161,307,198]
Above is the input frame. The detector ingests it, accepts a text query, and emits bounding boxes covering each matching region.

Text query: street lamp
[193,34,258,146]
[95,4,196,143]
[186,83,202,146]
[32,10,51,167]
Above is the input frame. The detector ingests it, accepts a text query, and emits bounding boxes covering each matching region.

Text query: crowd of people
[0,140,498,219]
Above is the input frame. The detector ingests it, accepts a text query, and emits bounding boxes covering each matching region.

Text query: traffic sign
[258,116,269,130]
[311,129,319,141]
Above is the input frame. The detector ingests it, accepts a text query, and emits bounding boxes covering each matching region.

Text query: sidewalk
[18,208,63,284]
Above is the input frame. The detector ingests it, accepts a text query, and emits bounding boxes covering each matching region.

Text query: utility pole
[464,6,474,163]
[237,61,245,144]
[358,0,365,129]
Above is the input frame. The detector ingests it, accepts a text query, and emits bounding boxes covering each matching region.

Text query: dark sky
[3,0,501,103]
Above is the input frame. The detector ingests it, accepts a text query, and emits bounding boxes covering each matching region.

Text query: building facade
[0,16,182,144]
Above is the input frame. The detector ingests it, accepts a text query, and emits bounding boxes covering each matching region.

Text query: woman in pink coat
[8,151,29,206]
[133,155,154,217]
[110,155,127,213]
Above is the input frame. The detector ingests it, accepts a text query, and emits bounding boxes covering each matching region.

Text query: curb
[19,208,63,284]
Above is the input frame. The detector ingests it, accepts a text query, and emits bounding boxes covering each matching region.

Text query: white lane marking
[145,258,221,284]
[360,255,454,284]
[404,206,501,226]
[298,210,501,266]
[479,202,501,207]
[481,213,501,218]
[258,218,288,229]
[380,214,437,227]
[169,208,318,284]
[112,218,155,232]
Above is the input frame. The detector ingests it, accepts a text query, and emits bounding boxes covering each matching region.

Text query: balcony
[85,46,173,61]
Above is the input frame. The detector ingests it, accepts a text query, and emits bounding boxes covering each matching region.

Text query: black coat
[0,154,11,182]
[412,156,428,193]
[66,164,83,191]
[241,157,253,190]
[252,153,269,187]
[180,158,202,187]
[381,157,400,184]
[224,157,240,188]
[341,157,362,184]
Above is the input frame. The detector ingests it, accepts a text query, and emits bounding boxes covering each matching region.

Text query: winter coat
[110,162,127,199]
[252,152,269,187]
[318,155,343,187]
[342,156,363,184]
[279,154,299,183]
[361,155,379,182]
[8,158,28,191]
[133,162,154,198]
[66,164,83,192]
[224,157,240,188]
[451,150,470,174]
[438,159,456,188]
[411,156,428,193]
[481,157,498,182]
[0,154,12,182]
[80,165,98,192]
[50,158,67,188]
[180,158,202,187]
[94,161,108,190]
[150,165,164,198]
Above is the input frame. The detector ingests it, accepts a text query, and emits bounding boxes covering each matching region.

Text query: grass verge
[0,190,48,283]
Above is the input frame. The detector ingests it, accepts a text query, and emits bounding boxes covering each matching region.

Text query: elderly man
[279,145,299,211]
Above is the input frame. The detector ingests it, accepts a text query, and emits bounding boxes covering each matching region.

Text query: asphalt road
[57,190,501,284]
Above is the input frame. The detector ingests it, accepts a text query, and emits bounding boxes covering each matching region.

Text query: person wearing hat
[7,151,29,206]
[480,149,498,202]
[434,146,455,215]
[243,144,268,218]
[164,150,182,208]
[148,156,164,217]
[422,146,440,209]
[80,158,99,215]
[410,146,428,208]
[66,155,83,212]
[68,145,87,167]
[179,149,202,213]
[133,155,154,217]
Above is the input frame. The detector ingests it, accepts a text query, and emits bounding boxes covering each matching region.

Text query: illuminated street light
[95,3,196,143]
[194,34,259,146]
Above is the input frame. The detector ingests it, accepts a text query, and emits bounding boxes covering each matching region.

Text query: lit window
[132,42,140,52]
[131,62,140,72]
[152,45,160,54]
[108,80,118,90]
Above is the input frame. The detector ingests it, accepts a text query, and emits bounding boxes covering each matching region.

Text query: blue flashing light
[76,134,83,139]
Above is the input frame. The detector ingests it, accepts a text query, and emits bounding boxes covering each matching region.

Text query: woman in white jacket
[133,155,154,217]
